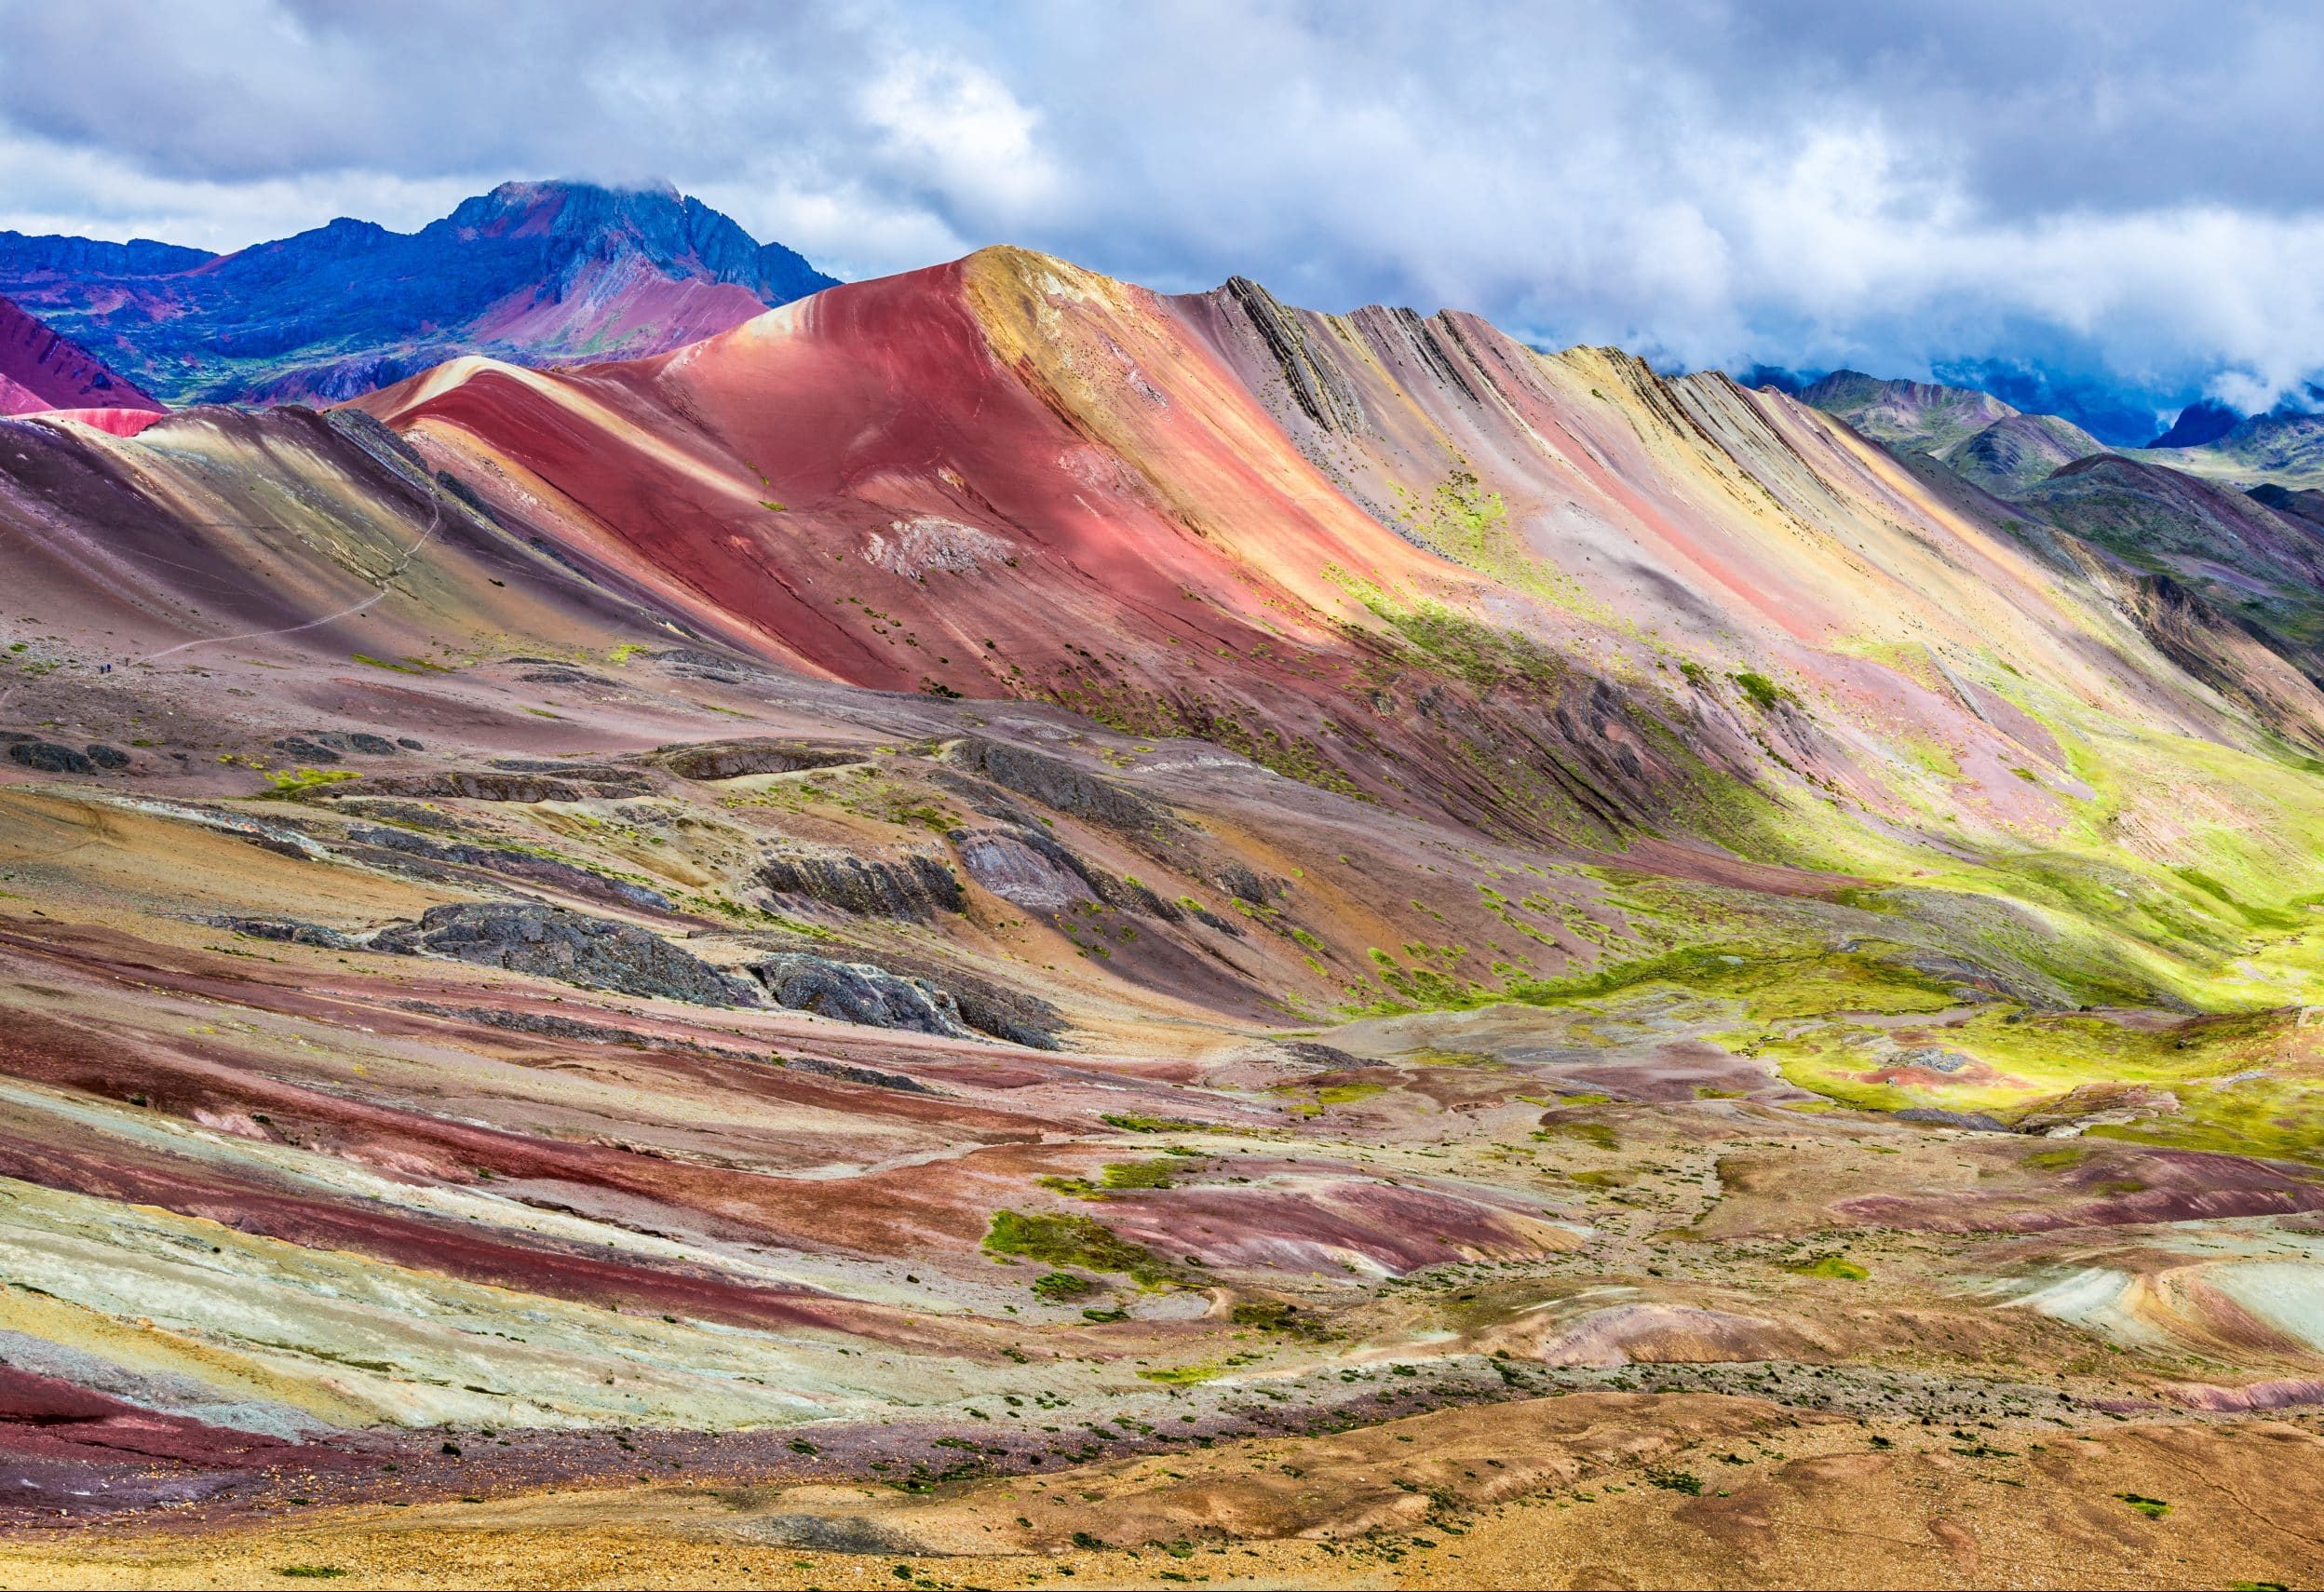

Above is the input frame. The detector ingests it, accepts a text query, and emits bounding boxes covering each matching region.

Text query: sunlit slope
[360,253,1754,848]
[1175,281,2324,832]
[346,247,2324,1008]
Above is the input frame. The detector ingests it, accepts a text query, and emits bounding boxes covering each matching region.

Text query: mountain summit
[0,180,838,405]
[1793,369,2016,454]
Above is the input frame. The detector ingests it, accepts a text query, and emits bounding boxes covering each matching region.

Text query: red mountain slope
[0,293,161,414]
[358,248,2263,853]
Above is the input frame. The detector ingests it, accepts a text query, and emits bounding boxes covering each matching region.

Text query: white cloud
[0,0,2319,410]
[0,134,483,250]
[860,52,1058,216]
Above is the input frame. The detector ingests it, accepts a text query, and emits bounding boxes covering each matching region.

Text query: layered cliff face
[0,181,837,405]
[11,249,2324,1564]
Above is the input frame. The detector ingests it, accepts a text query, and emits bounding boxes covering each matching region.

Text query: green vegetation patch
[1535,1118,1619,1151]
[1728,670,1795,711]
[1230,1300,1332,1340]
[351,652,449,675]
[1037,1157,1188,1200]
[1769,1003,2324,1164]
[263,767,360,799]
[982,1210,1178,1288]
[1030,1271,1100,1302]
[1785,1255,1870,1281]
[1101,1113,1218,1133]
[1364,597,1567,695]
[1137,1362,1229,1386]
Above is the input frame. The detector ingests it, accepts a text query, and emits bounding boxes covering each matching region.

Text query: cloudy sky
[2,0,2317,420]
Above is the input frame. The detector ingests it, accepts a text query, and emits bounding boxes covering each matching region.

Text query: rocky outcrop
[755,846,963,921]
[657,739,867,780]
[783,1057,945,1095]
[371,901,751,1005]
[943,736,1178,842]
[344,825,670,912]
[487,758,648,785]
[6,740,95,775]
[1220,276,1366,433]
[272,730,404,764]
[209,916,358,949]
[934,977,1064,1049]
[952,824,1180,922]
[1212,860,1277,905]
[747,952,974,1038]
[330,768,648,803]
[953,830,1097,911]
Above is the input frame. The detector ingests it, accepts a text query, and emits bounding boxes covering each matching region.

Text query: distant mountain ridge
[1927,358,2158,450]
[1941,411,2105,497]
[2150,398,2242,449]
[0,234,215,277]
[1794,369,2019,454]
[0,180,839,405]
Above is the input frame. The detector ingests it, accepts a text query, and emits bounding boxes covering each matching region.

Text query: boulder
[273,737,343,763]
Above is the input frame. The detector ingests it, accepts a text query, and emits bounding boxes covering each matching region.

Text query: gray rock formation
[7,741,94,774]
[944,736,1177,840]
[347,825,671,912]
[747,952,975,1038]
[332,768,647,803]
[783,1056,943,1095]
[657,739,867,780]
[370,900,751,1005]
[755,846,964,920]
[953,829,1097,911]
[952,824,1180,922]
[211,916,357,949]
[272,730,403,764]
[756,937,1066,1048]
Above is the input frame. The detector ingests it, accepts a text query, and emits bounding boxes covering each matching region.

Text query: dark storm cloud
[1,0,2317,411]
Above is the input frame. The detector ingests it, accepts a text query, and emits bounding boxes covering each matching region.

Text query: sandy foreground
[5,1395,2321,1590]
